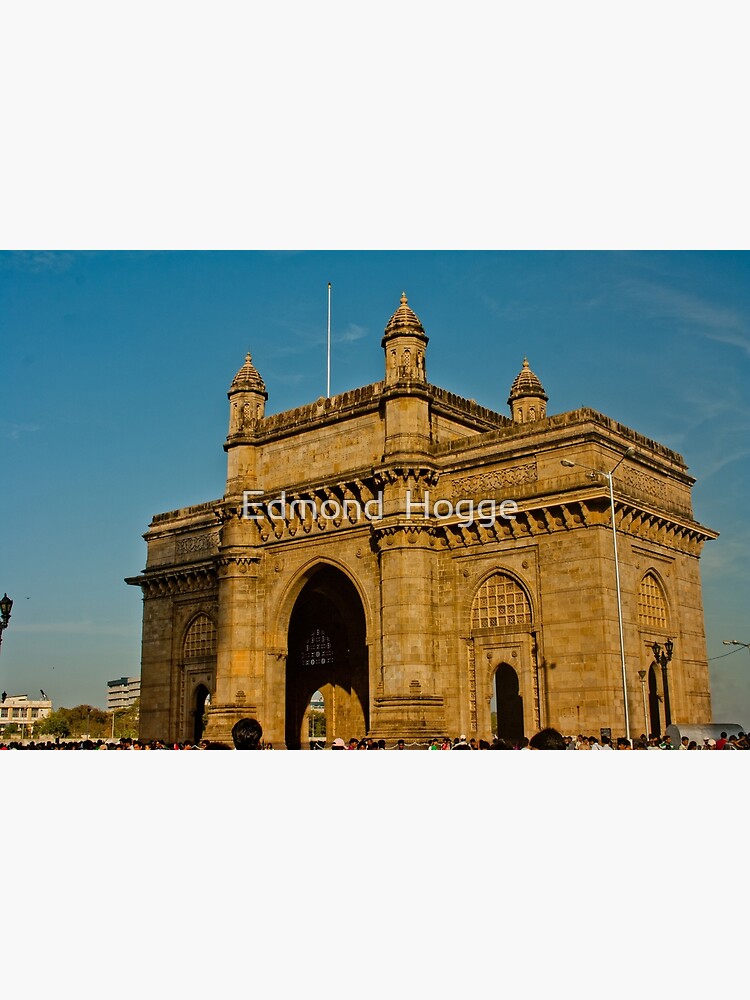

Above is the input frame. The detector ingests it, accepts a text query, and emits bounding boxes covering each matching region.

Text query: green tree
[36,704,109,739]
[110,699,140,739]
[36,711,71,738]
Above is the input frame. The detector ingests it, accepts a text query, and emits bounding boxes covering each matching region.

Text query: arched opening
[494,663,525,744]
[192,684,210,744]
[648,665,661,737]
[286,565,368,749]
[306,689,326,748]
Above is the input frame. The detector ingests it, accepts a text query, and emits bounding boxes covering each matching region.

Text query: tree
[36,712,71,738]
[110,699,140,739]
[36,704,108,739]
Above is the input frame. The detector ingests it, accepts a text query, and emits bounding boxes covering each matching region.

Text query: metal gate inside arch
[285,566,368,748]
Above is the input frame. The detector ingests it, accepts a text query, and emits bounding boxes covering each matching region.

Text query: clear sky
[1,250,748,722]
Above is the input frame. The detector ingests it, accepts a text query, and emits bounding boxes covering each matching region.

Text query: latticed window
[184,613,217,659]
[472,573,532,629]
[638,573,668,630]
[302,628,333,669]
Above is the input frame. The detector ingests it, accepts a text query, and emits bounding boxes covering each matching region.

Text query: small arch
[192,684,210,743]
[494,663,525,743]
[648,665,661,737]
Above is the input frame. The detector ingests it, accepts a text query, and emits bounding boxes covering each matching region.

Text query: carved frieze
[451,463,537,498]
[175,531,221,557]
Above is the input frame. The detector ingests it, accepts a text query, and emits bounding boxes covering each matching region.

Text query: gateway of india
[127,292,717,746]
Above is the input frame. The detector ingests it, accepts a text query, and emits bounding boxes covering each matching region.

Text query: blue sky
[1,250,748,723]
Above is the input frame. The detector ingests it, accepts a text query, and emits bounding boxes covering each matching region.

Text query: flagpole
[327,282,331,398]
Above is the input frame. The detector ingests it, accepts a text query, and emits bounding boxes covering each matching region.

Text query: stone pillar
[370,515,446,743]
[202,514,265,745]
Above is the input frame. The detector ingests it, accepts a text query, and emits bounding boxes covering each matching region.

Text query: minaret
[507,357,548,423]
[225,352,268,497]
[382,291,428,386]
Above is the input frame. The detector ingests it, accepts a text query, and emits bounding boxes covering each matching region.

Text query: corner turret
[382,292,428,386]
[507,357,547,423]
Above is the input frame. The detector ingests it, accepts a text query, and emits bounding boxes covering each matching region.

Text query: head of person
[231,717,263,750]
[490,737,515,750]
[331,737,346,749]
[529,727,566,750]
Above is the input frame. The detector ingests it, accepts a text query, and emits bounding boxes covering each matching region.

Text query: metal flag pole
[327,282,331,398]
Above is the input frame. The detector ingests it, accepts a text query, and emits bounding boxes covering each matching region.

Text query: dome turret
[230,352,267,396]
[507,357,547,423]
[382,292,428,385]
[228,352,268,434]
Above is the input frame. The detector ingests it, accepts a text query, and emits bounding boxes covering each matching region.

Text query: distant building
[0,694,53,738]
[107,676,140,711]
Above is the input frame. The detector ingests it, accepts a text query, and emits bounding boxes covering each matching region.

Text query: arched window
[184,613,217,659]
[638,573,668,630]
[472,573,532,629]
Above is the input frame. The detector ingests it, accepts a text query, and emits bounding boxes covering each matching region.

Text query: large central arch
[285,565,369,749]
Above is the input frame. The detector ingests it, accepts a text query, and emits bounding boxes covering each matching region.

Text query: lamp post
[723,639,750,650]
[650,639,674,729]
[561,447,634,740]
[637,669,649,737]
[0,593,13,654]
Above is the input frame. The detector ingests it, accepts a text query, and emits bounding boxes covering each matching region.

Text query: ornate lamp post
[650,638,674,728]
[561,448,634,740]
[0,593,13,653]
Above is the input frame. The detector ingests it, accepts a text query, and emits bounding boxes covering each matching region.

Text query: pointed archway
[494,662,525,743]
[192,684,210,744]
[286,566,368,749]
[648,665,661,737]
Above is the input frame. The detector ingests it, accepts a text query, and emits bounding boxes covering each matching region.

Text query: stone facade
[126,293,717,746]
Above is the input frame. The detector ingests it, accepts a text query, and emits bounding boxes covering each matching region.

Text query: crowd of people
[1,722,747,750]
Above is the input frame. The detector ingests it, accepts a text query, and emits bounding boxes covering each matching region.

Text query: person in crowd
[529,727,567,750]
[231,717,263,750]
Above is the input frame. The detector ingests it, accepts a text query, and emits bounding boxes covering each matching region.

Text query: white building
[0,694,53,739]
[107,676,140,711]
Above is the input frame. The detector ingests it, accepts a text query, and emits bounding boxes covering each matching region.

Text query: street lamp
[723,639,750,650]
[0,593,13,653]
[561,447,634,740]
[650,639,674,729]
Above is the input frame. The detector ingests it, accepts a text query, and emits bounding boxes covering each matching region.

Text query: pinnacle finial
[400,291,408,305]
